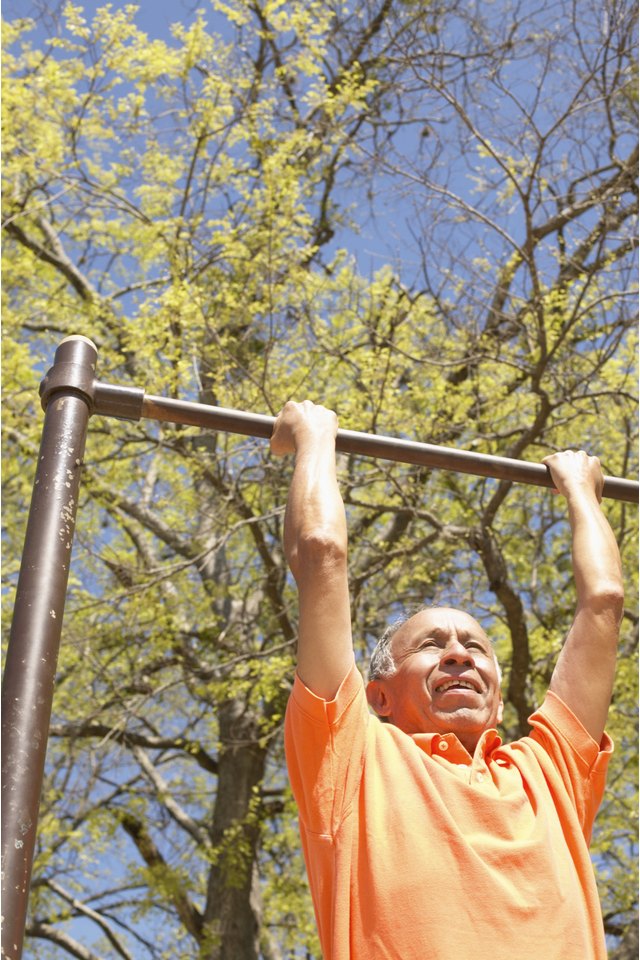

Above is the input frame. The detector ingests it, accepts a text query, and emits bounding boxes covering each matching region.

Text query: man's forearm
[545,450,623,743]
[566,490,624,612]
[284,434,348,583]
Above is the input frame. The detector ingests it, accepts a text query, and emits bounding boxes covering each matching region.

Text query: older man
[271,400,624,960]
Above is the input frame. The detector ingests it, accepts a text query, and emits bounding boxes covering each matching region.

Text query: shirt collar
[411,728,502,764]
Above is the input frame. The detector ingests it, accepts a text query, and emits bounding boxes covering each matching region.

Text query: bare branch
[3,216,98,301]
[130,744,213,848]
[26,922,107,960]
[45,879,136,960]
[119,813,203,941]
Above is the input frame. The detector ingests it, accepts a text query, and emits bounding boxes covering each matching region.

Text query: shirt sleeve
[284,662,370,837]
[525,689,614,843]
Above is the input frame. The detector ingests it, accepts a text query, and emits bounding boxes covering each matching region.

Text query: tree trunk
[202,697,267,960]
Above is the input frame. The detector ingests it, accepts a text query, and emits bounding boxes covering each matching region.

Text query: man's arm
[271,400,354,700]
[544,450,624,744]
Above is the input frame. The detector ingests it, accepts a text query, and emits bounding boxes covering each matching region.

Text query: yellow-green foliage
[2,1,637,957]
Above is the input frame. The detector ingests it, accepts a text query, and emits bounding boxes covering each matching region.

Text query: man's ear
[366,679,392,718]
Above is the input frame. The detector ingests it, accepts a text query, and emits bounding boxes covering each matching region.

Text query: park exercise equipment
[2,335,638,959]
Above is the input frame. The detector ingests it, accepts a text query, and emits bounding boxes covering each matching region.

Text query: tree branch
[120,812,203,941]
[45,878,135,960]
[26,922,106,960]
[49,721,219,775]
[4,216,98,301]
[131,743,213,848]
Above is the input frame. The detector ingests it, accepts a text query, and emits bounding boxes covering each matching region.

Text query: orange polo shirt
[285,662,613,960]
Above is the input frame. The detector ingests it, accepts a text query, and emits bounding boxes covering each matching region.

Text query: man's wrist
[293,429,337,460]
[563,484,602,512]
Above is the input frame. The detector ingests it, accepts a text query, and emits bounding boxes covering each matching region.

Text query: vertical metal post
[1,336,98,960]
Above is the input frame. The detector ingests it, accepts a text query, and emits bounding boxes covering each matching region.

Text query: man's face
[366,607,503,753]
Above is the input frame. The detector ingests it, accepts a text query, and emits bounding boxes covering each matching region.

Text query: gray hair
[368,608,426,681]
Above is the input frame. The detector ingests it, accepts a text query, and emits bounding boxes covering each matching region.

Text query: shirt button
[438,740,449,752]
[476,772,485,782]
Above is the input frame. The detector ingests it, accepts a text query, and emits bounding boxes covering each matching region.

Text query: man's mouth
[435,678,478,693]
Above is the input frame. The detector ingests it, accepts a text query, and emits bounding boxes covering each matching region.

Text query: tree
[2,1,637,957]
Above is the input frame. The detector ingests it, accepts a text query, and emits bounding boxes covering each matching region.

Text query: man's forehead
[393,607,490,649]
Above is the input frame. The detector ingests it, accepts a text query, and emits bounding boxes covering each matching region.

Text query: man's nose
[441,640,473,667]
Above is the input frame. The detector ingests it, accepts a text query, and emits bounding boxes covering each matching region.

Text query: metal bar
[140,394,638,504]
[1,336,98,960]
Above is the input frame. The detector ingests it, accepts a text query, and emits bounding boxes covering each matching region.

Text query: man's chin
[432,706,488,730]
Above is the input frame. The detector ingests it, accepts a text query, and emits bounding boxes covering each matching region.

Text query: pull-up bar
[2,336,638,959]
[35,335,640,503]
[138,394,638,502]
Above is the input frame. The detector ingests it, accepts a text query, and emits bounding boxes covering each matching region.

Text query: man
[270,400,624,960]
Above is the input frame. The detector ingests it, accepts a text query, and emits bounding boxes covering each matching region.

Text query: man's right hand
[270,400,338,459]
[542,449,605,504]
